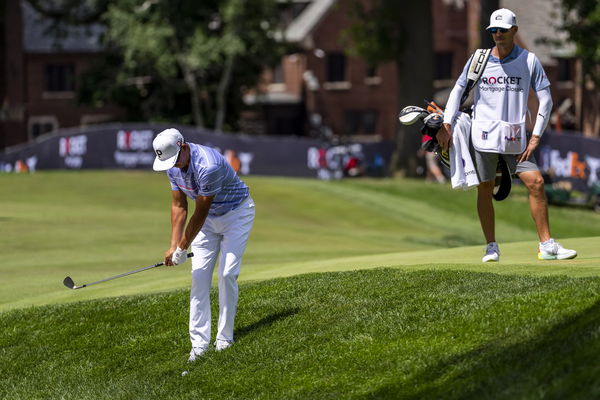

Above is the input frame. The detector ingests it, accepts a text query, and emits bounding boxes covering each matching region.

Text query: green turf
[2,269,600,399]
[2,171,600,399]
[0,172,599,311]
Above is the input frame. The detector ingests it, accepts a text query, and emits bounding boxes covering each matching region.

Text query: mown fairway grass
[1,171,598,310]
[1,171,600,399]
[2,269,600,399]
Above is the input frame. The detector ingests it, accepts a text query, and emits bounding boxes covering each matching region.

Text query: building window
[434,52,453,80]
[344,110,378,135]
[365,64,381,85]
[28,116,58,139]
[32,122,54,137]
[366,65,377,78]
[272,63,284,84]
[326,53,346,82]
[345,111,361,134]
[362,110,377,133]
[557,58,574,82]
[45,64,75,92]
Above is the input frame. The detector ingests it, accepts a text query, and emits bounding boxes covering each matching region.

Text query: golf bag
[398,100,511,201]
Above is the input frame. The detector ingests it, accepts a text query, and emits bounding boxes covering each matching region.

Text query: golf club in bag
[398,100,511,201]
[63,253,194,290]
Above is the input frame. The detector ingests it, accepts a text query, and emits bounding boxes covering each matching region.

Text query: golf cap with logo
[152,128,184,171]
[487,8,517,30]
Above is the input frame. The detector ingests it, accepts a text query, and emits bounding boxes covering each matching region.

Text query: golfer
[438,8,576,262]
[152,128,255,361]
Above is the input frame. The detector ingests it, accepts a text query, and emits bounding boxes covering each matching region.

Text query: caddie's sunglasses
[489,27,509,34]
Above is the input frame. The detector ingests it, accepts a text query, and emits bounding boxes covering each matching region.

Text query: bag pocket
[499,121,526,154]
[471,120,501,152]
[471,120,526,154]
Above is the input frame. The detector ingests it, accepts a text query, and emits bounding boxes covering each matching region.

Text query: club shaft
[79,262,164,288]
[73,253,193,289]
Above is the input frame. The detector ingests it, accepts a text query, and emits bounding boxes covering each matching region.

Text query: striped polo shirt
[166,143,249,216]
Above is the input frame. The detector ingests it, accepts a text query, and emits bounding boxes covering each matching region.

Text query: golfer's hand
[436,123,453,152]
[518,135,540,163]
[171,247,188,265]
[164,247,179,266]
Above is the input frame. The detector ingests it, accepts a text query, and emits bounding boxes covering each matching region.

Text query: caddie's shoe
[538,239,577,260]
[482,242,500,262]
[188,346,208,362]
[215,340,233,351]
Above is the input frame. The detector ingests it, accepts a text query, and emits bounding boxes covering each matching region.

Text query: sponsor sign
[536,132,600,192]
[115,130,155,168]
[59,135,87,168]
[0,124,394,178]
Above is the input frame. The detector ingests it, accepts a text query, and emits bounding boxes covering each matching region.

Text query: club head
[63,276,78,290]
[399,106,429,125]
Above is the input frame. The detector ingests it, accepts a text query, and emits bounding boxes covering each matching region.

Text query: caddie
[437,8,577,262]
[152,128,255,362]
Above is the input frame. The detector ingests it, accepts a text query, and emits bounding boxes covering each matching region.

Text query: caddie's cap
[487,8,517,30]
[152,128,184,171]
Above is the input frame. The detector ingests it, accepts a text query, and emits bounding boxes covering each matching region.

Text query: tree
[104,0,289,131]
[26,0,289,131]
[344,0,433,175]
[560,0,600,86]
[479,0,500,49]
[559,0,600,135]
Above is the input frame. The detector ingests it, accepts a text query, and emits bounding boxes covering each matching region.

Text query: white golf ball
[181,370,189,376]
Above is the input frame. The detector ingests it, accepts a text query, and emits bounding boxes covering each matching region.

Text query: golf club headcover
[399,106,429,125]
[421,113,443,137]
[401,100,449,169]
[421,135,450,169]
[421,135,437,152]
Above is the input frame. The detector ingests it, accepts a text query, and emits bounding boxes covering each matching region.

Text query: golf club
[63,253,194,290]
[398,106,429,125]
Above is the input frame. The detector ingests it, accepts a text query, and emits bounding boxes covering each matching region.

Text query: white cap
[487,8,517,30]
[152,128,184,171]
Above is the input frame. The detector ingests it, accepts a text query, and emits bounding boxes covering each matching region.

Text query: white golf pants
[189,196,255,348]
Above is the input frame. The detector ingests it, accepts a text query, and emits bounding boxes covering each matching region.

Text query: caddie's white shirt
[166,143,249,216]
[456,45,550,154]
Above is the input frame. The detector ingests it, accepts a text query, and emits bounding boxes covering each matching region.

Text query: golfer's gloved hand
[172,247,188,265]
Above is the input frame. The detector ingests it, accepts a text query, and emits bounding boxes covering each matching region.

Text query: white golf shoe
[538,239,577,260]
[188,346,208,362]
[482,242,500,262]
[215,340,233,351]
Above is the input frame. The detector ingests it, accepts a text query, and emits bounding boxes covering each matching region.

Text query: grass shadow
[406,234,479,248]
[235,308,299,340]
[361,298,600,399]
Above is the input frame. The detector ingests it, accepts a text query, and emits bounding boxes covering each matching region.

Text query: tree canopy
[28,0,290,131]
[559,0,600,85]
[343,0,433,174]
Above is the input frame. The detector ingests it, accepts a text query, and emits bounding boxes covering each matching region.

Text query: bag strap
[460,48,492,106]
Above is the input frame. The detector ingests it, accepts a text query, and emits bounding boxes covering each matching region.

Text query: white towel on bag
[449,112,479,190]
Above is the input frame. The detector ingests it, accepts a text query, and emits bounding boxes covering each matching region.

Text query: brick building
[1,0,597,151]
[0,0,122,149]
[244,0,597,139]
